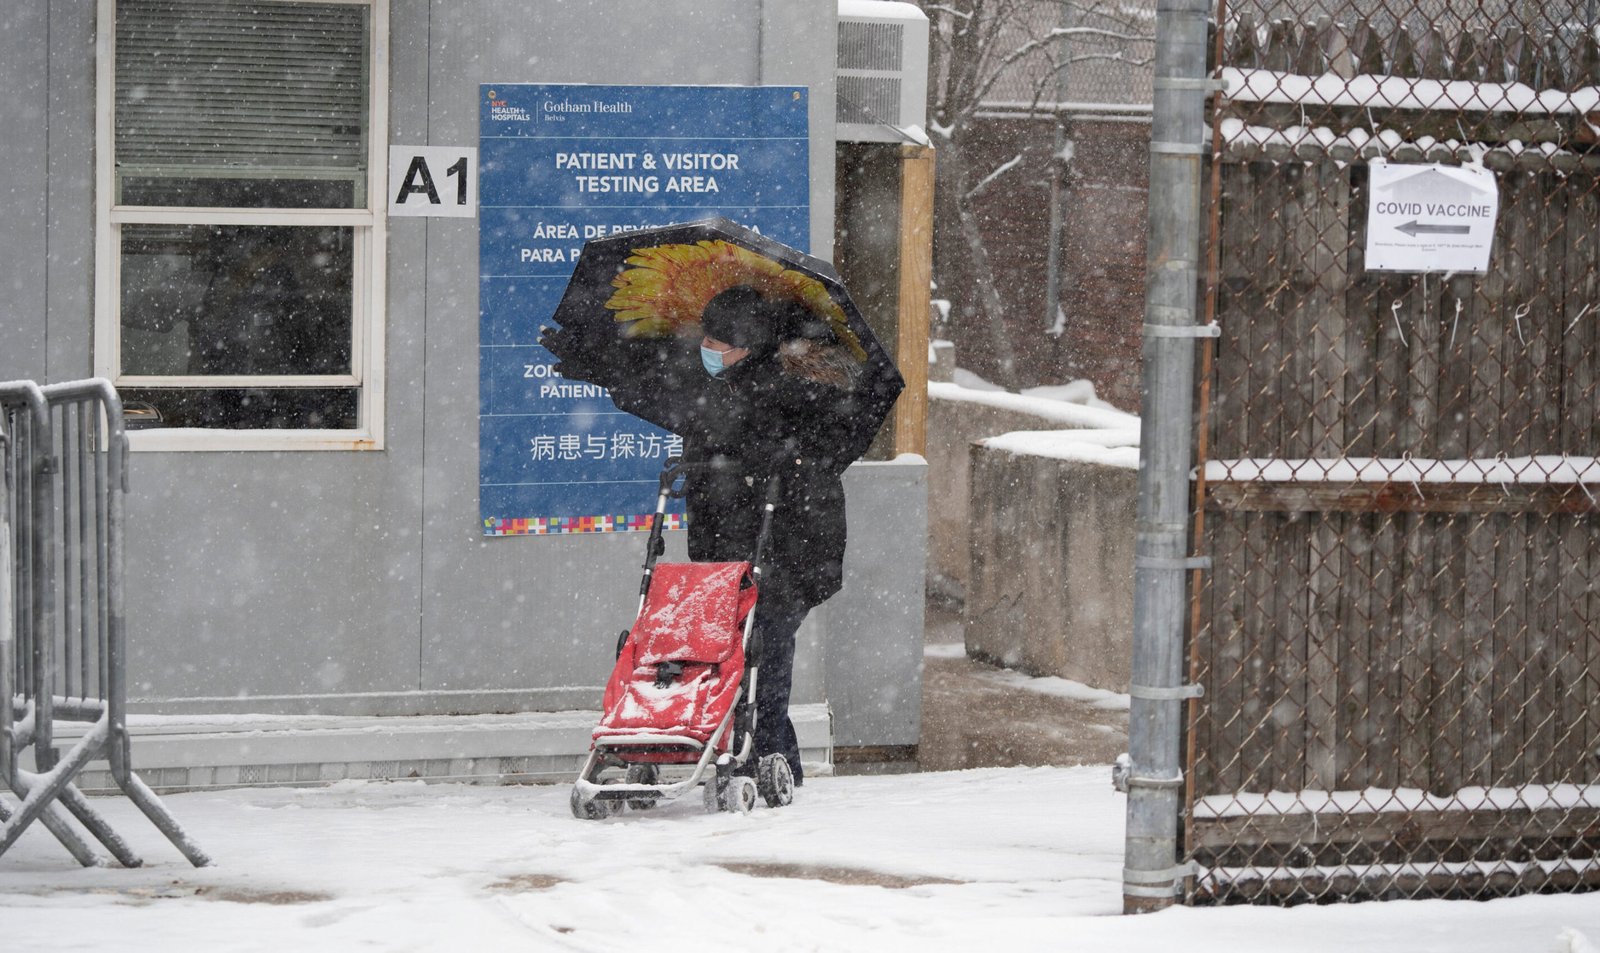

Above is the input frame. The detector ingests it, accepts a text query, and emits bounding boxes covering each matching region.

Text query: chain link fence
[1186,0,1600,903]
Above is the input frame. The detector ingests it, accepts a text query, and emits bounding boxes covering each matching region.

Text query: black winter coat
[605,344,888,612]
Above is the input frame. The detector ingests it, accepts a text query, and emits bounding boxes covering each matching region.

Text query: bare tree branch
[965,153,1025,201]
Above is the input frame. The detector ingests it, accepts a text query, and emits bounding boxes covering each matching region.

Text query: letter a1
[396,156,441,205]
[388,146,479,218]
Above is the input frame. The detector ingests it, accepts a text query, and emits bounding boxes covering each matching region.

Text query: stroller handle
[639,456,782,595]
[658,456,692,499]
[658,455,783,502]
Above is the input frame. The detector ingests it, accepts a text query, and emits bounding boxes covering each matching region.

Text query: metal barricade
[0,379,208,867]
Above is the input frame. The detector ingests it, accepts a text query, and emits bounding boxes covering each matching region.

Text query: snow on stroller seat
[594,561,757,756]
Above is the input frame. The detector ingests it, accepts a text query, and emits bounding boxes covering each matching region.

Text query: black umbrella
[541,217,903,461]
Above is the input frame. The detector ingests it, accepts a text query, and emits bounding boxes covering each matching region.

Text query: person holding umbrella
[540,220,904,790]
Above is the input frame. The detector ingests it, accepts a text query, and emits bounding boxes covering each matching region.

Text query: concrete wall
[926,388,1131,602]
[926,398,1061,601]
[924,385,1138,690]
[963,445,1136,691]
[0,1,924,749]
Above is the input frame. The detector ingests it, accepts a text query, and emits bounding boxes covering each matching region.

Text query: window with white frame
[96,0,388,448]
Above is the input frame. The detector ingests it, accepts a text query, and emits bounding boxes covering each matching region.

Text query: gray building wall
[0,1,923,748]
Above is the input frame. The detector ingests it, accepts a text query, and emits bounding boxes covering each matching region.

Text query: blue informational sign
[478,84,809,536]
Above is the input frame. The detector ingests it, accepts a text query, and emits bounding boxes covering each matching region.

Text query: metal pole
[1122,0,1210,915]
[1,412,12,776]
[1042,0,1073,338]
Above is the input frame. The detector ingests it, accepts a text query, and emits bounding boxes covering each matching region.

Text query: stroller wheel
[625,764,660,810]
[702,775,756,814]
[724,776,758,814]
[757,754,795,808]
[702,776,725,814]
[569,785,611,821]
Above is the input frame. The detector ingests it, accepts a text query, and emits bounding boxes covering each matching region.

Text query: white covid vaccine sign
[1365,162,1498,273]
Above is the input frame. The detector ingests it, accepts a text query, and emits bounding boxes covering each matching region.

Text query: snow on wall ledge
[980,430,1140,470]
[927,380,1140,433]
[928,380,1141,470]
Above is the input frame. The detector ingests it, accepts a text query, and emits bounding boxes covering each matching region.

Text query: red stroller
[570,459,797,818]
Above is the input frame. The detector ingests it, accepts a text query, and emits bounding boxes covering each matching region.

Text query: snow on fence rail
[1221,66,1600,114]
[1210,11,1600,164]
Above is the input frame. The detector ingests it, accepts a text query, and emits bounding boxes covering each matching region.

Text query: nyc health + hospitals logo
[485,89,530,122]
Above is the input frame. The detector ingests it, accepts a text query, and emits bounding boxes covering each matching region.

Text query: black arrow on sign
[1395,220,1471,236]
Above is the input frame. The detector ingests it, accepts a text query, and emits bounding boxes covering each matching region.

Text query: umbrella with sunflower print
[541,217,902,457]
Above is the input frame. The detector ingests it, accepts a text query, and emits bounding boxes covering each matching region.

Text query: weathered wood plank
[1212,162,1266,462]
[1470,173,1515,457]
[1311,160,1350,458]
[1460,514,1497,787]
[1401,270,1442,454]
[1226,10,1260,68]
[1492,512,1530,783]
[1271,512,1309,790]
[1228,508,1267,793]
[1580,518,1600,784]
[1552,516,1588,783]
[1430,513,1469,794]
[1344,166,1380,458]
[1202,511,1250,795]
[1436,275,1476,457]
[1253,161,1288,457]
[1283,158,1350,456]
[1365,514,1403,789]
[1397,510,1432,787]
[1281,162,1318,460]
[1305,515,1340,790]
[1524,517,1561,782]
[1497,172,1555,455]
[1562,176,1600,453]
[1558,178,1600,783]
[1335,513,1373,788]
[1187,491,1220,809]
[1531,178,1565,454]
[1238,511,1276,791]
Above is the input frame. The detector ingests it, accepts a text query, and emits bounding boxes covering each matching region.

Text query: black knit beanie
[700,286,774,355]
[700,285,822,358]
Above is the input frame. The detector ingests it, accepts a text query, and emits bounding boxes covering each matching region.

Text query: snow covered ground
[4,766,1598,952]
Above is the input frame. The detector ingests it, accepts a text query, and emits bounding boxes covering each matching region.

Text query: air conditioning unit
[836,0,929,144]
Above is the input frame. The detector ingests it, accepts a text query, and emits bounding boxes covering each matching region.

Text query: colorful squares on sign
[483,514,679,536]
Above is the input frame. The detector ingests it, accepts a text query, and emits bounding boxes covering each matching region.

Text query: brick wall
[941,116,1150,411]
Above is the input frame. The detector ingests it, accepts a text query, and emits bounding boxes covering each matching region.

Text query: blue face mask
[701,345,727,377]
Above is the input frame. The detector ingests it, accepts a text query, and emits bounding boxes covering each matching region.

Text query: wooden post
[894,144,934,458]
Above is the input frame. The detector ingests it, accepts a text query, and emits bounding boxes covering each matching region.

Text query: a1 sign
[388,146,478,218]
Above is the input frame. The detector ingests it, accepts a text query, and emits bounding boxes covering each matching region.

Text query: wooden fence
[1185,7,1600,903]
